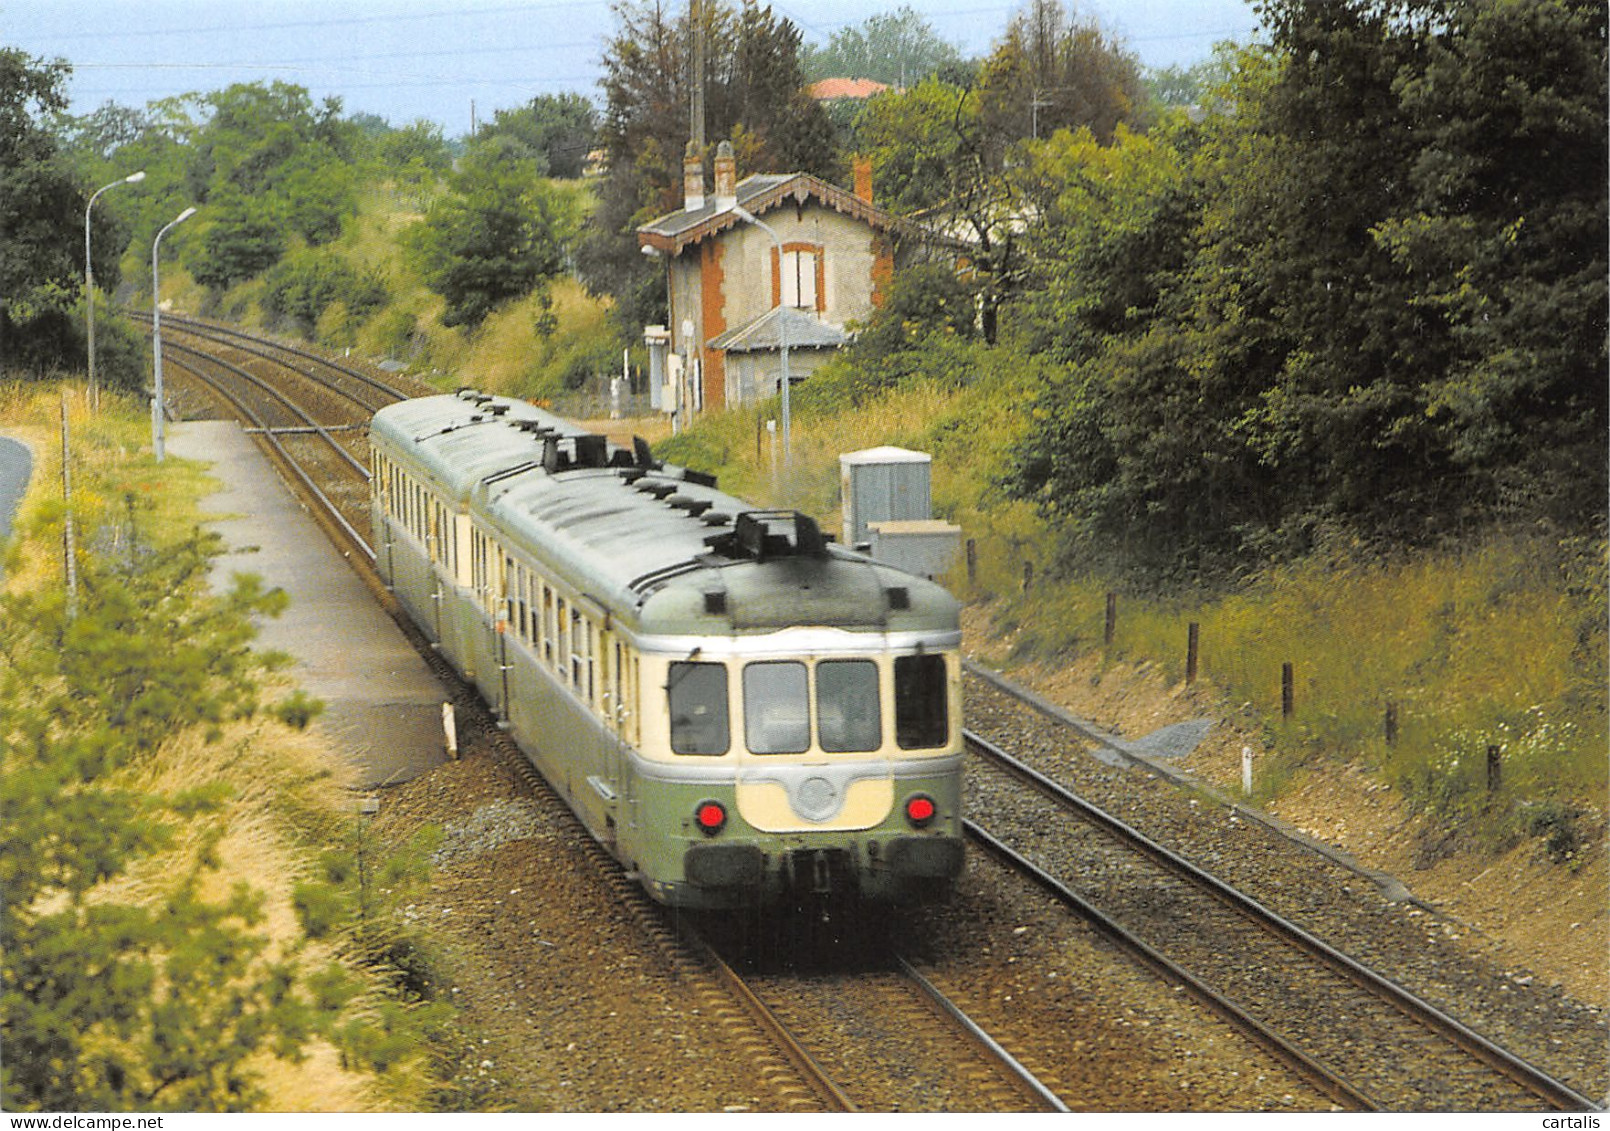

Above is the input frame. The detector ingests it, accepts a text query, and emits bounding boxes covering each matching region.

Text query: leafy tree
[0,50,90,375]
[578,0,838,329]
[855,78,980,216]
[168,82,360,273]
[851,262,980,357]
[480,93,599,179]
[408,135,571,328]
[854,78,1023,340]
[53,100,153,163]
[1010,0,1608,577]
[376,119,454,211]
[188,185,287,290]
[279,147,356,246]
[977,0,1145,143]
[1374,0,1607,526]
[263,249,388,332]
[800,6,962,87]
[0,516,331,1111]
[1013,122,1200,363]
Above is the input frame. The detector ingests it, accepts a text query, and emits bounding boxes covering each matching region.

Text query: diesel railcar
[370,390,964,908]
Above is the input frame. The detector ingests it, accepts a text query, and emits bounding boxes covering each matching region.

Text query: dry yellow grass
[2,381,424,1111]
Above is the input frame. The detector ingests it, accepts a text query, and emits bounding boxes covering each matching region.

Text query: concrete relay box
[840,446,933,549]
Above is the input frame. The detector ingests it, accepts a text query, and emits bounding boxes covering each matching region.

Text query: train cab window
[743,661,810,755]
[669,662,729,755]
[894,654,949,750]
[817,660,881,753]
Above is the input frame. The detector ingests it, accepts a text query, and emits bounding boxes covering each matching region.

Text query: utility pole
[690,0,705,151]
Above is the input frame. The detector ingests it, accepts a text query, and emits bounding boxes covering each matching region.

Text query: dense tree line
[1000,0,1606,576]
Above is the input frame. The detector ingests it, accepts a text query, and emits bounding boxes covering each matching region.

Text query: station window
[669,661,729,755]
[743,661,810,755]
[817,660,881,753]
[894,654,949,750]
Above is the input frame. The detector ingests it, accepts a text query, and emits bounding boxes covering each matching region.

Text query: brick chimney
[853,155,873,204]
[713,139,737,209]
[684,140,706,211]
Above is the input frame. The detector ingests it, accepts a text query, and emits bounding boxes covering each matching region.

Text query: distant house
[636,139,921,418]
[806,77,890,102]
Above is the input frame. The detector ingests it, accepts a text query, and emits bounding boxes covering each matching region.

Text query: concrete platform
[167,421,449,789]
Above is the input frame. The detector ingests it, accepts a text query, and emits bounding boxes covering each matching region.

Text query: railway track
[686,924,1071,1112]
[963,726,1596,1111]
[135,315,1606,1112]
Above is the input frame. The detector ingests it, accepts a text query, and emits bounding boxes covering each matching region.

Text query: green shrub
[263,250,388,334]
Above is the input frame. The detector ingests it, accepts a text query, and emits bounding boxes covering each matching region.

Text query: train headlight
[903,794,938,828]
[693,800,728,836]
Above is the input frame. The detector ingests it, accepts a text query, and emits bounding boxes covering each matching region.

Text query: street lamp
[84,170,145,411]
[726,203,791,470]
[151,206,197,462]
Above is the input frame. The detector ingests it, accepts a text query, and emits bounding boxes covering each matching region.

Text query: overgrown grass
[1002,537,1605,830]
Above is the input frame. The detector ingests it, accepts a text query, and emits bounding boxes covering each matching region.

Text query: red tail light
[904,794,937,828]
[694,800,727,836]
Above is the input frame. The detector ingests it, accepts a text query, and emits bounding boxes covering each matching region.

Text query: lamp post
[726,203,790,470]
[84,170,145,411]
[151,206,196,462]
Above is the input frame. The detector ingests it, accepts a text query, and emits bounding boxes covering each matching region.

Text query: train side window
[894,654,949,749]
[817,660,881,753]
[611,641,625,728]
[744,661,810,755]
[510,560,526,639]
[669,662,729,755]
[522,570,535,642]
[557,598,570,678]
[570,606,589,693]
[624,657,637,744]
[541,586,554,665]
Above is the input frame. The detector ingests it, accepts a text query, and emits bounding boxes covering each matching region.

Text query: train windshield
[669,661,729,755]
[817,659,881,753]
[895,654,949,749]
[743,661,811,754]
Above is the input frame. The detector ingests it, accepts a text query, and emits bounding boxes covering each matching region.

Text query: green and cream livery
[370,391,964,908]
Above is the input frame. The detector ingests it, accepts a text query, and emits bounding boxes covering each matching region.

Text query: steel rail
[894,955,1072,1112]
[964,728,1600,1112]
[677,927,859,1112]
[161,339,372,482]
[961,816,1377,1111]
[158,350,374,561]
[127,308,413,406]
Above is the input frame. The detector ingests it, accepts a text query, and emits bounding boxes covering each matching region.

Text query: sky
[2,0,1260,135]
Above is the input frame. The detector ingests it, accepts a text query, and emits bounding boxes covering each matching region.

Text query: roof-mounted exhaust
[704,510,827,561]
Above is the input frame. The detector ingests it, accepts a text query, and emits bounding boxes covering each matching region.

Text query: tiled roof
[707,306,849,353]
[807,77,889,101]
[637,172,914,256]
